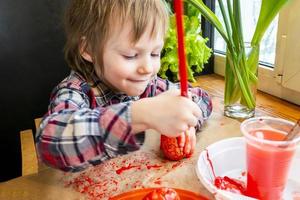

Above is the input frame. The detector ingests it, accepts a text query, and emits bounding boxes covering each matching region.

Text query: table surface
[1,74,299,200]
[0,113,242,199]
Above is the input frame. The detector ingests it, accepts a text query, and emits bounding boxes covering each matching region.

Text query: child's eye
[123,54,138,60]
[151,53,161,57]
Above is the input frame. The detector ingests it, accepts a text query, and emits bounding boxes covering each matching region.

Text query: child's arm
[36,88,143,172]
[36,77,212,172]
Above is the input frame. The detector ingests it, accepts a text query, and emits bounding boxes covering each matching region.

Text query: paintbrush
[174,0,188,97]
[284,119,300,141]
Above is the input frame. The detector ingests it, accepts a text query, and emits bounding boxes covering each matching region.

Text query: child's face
[101,20,164,96]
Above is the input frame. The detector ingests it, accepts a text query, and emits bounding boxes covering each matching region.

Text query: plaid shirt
[36,71,212,172]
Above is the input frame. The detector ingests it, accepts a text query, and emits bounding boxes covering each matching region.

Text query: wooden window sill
[194,74,300,122]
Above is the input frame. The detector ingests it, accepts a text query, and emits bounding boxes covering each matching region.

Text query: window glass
[214,0,278,66]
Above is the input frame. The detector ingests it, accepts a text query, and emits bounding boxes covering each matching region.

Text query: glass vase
[224,43,260,119]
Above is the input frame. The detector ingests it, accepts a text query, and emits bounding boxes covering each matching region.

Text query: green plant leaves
[159,13,212,82]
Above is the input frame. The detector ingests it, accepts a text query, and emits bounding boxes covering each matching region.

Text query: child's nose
[137,58,153,74]
[138,65,152,74]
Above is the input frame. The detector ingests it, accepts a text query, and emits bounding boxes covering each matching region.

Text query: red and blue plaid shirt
[36,71,212,172]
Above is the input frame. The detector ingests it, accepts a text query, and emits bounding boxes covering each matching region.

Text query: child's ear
[80,37,93,62]
[81,51,93,63]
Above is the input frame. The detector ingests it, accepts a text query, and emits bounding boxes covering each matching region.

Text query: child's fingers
[187,116,199,127]
[187,129,196,157]
[185,127,196,157]
[184,130,191,155]
[177,132,185,149]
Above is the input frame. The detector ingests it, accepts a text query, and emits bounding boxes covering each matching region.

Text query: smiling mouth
[128,79,149,83]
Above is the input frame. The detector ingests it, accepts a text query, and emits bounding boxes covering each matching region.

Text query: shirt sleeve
[36,88,139,172]
[154,77,213,130]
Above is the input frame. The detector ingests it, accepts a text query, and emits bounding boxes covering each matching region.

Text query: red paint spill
[116,164,140,175]
[146,164,162,170]
[171,162,182,169]
[154,178,162,185]
[214,176,246,195]
[206,149,246,195]
[64,152,183,199]
[205,150,216,178]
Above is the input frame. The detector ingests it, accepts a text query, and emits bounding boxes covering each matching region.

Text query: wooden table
[0,74,299,200]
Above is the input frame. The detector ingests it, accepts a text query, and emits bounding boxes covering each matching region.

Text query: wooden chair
[20,118,48,176]
[20,128,38,176]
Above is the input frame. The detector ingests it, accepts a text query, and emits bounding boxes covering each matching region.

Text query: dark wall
[0,0,69,181]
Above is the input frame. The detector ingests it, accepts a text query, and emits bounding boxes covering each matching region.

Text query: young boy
[36,0,212,172]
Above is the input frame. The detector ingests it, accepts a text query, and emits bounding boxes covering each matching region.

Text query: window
[213,0,300,105]
[214,0,278,66]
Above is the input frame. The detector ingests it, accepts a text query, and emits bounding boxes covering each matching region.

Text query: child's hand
[132,89,202,136]
[177,126,196,157]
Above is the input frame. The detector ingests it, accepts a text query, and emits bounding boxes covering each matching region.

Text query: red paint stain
[115,164,140,175]
[214,176,246,195]
[154,178,162,185]
[146,164,162,170]
[205,150,216,178]
[206,149,246,195]
[171,162,181,169]
[64,152,188,199]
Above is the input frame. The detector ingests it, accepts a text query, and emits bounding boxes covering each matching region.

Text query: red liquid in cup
[246,129,296,200]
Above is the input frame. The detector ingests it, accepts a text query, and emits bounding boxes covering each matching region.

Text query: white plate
[195,137,300,200]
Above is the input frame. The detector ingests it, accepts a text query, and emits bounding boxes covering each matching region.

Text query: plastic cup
[241,117,300,200]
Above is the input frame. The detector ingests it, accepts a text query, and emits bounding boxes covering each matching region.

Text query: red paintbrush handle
[174,0,188,97]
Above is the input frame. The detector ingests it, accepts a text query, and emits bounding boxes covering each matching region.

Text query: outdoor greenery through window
[214,0,279,66]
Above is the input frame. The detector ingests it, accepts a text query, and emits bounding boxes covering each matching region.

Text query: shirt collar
[89,73,140,105]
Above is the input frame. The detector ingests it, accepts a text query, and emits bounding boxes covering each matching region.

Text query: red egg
[160,135,186,161]
[143,187,180,200]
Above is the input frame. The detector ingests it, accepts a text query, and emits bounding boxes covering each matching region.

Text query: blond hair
[64,0,169,80]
